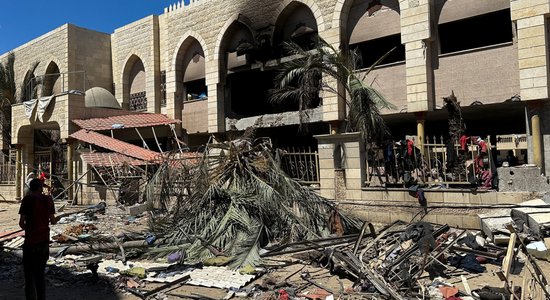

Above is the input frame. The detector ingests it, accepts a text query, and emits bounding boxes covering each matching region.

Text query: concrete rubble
[2,199,550,299]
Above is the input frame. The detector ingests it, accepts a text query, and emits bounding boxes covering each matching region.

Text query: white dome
[85,87,121,109]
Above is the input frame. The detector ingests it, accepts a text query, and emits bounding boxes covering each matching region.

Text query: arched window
[274,2,319,56]
[42,62,61,97]
[123,55,147,111]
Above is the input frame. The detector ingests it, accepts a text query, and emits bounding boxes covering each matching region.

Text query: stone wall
[112,16,160,112]
[69,25,113,92]
[433,44,520,106]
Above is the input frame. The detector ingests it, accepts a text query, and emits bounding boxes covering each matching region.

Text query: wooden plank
[502,232,517,287]
[461,275,472,295]
[520,273,527,300]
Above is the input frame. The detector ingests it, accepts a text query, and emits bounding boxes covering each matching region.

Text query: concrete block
[511,199,550,238]
[437,214,463,228]
[382,190,406,201]
[478,209,513,241]
[462,216,480,229]
[367,211,391,224]
[127,203,149,216]
[443,192,470,204]
[390,211,413,223]
[361,190,384,201]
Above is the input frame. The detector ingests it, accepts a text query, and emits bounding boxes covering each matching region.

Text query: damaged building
[0,0,549,225]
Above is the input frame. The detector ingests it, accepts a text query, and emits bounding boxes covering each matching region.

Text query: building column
[400,0,434,113]
[511,2,550,101]
[415,112,426,156]
[15,145,22,201]
[532,113,542,168]
[67,140,74,201]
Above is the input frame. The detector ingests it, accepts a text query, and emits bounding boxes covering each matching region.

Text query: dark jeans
[23,242,49,300]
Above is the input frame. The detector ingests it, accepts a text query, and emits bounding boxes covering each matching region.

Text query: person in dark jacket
[19,178,59,300]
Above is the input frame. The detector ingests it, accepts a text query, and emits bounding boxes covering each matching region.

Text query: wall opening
[42,62,61,97]
[274,3,319,57]
[439,9,513,54]
[124,56,147,111]
[180,42,207,102]
[351,34,405,68]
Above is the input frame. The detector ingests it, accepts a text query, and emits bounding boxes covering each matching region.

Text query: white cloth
[37,95,55,122]
[23,99,38,119]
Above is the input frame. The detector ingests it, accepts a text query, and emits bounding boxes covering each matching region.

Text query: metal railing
[496,134,527,150]
[279,147,320,184]
[0,163,16,184]
[365,136,491,187]
[24,71,87,102]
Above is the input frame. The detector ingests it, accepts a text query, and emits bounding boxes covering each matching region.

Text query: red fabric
[459,135,469,151]
[478,140,488,153]
[278,289,289,300]
[438,286,458,298]
[407,139,414,156]
[19,193,55,246]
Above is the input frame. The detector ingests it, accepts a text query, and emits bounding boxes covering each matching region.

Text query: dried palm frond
[146,138,360,268]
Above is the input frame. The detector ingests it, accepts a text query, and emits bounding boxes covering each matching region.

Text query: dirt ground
[2,201,550,300]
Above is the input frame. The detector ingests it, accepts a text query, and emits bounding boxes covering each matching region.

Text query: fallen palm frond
[145,138,360,268]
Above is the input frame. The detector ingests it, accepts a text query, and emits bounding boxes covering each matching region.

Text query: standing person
[23,172,36,196]
[18,178,59,300]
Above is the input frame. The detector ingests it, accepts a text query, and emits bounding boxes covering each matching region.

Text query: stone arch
[332,0,400,46]
[171,31,210,72]
[20,68,37,102]
[121,54,147,111]
[214,14,255,59]
[272,0,323,55]
[215,16,255,83]
[171,35,208,102]
[272,0,326,33]
[42,61,61,97]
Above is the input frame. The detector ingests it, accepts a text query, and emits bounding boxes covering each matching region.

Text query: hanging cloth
[37,95,55,122]
[23,99,38,119]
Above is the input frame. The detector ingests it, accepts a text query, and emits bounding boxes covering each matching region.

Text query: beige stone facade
[1,0,550,204]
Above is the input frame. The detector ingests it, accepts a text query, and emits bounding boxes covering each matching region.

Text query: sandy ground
[2,201,550,300]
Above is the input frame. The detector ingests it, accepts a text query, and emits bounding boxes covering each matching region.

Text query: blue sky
[0,1,189,54]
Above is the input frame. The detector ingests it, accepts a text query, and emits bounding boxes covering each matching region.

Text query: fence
[0,163,16,184]
[279,147,320,184]
[366,136,491,187]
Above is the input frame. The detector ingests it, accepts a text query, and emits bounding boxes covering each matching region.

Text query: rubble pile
[1,140,550,299]
[145,138,360,268]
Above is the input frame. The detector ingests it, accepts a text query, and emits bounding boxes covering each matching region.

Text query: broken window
[274,3,319,57]
[351,34,405,69]
[228,70,279,117]
[185,79,207,101]
[438,9,513,54]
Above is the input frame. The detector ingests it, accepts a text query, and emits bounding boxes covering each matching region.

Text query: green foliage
[146,139,360,268]
[270,38,395,143]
